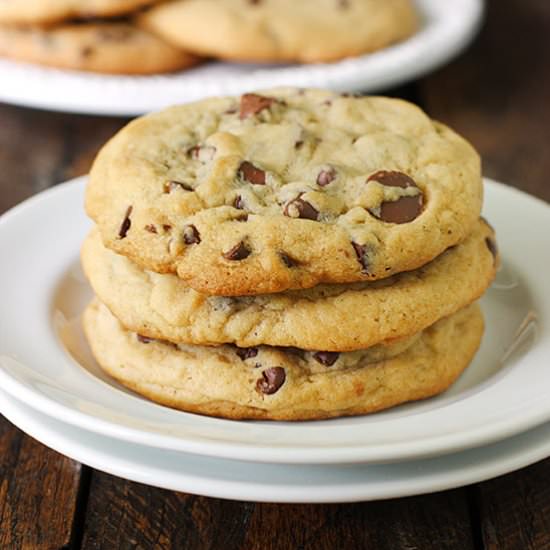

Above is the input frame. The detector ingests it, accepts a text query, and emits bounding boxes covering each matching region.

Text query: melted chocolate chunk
[238,161,266,185]
[137,334,154,344]
[313,351,340,366]
[236,347,258,360]
[223,241,251,261]
[317,167,336,187]
[367,170,423,224]
[239,93,277,119]
[183,224,201,245]
[284,196,319,220]
[352,241,370,274]
[144,224,157,234]
[164,180,193,193]
[256,367,286,395]
[118,206,132,239]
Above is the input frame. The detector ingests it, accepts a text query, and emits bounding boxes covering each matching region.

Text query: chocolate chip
[317,167,336,187]
[234,196,246,210]
[313,351,339,366]
[256,367,286,395]
[280,252,299,268]
[352,241,370,273]
[294,140,304,149]
[183,224,201,244]
[238,161,266,185]
[188,145,216,162]
[367,170,423,224]
[118,206,132,239]
[164,180,193,193]
[485,237,498,260]
[223,241,251,261]
[236,347,258,360]
[284,196,319,220]
[239,93,277,119]
[162,224,172,232]
[137,334,154,344]
[144,224,157,234]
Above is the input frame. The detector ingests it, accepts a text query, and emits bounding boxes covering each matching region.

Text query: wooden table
[1,1,550,548]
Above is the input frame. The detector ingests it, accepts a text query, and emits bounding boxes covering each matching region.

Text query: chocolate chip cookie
[86,88,483,295]
[0,22,200,74]
[83,299,484,420]
[0,0,160,25]
[81,218,497,351]
[139,0,418,63]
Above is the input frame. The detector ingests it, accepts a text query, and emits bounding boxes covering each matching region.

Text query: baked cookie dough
[86,88,483,295]
[82,218,497,351]
[0,22,199,74]
[83,300,484,420]
[139,0,418,63]
[0,0,160,26]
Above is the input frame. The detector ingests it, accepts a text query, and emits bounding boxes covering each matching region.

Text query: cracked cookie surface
[81,219,497,351]
[83,300,484,420]
[0,21,199,74]
[139,0,418,63]
[86,88,483,295]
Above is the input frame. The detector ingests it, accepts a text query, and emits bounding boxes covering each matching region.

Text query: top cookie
[139,0,418,63]
[86,88,483,296]
[0,0,160,25]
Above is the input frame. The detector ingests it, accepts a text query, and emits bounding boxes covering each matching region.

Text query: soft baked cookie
[83,300,484,420]
[87,88,483,295]
[0,22,199,74]
[82,218,498,351]
[139,0,418,63]
[0,0,160,25]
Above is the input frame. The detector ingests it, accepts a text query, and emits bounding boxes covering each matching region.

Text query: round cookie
[81,218,497,351]
[83,300,484,421]
[0,0,160,26]
[139,0,418,63]
[0,22,200,74]
[86,88,483,295]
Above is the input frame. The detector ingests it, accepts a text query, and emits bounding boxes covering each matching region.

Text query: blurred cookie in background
[0,21,201,74]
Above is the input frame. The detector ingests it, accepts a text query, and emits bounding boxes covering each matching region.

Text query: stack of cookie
[82,88,498,420]
[0,0,418,74]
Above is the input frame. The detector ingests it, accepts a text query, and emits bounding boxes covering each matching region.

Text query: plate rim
[2,387,550,503]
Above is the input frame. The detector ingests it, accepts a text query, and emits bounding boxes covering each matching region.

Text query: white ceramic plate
[2,388,550,503]
[0,0,483,116]
[0,176,548,465]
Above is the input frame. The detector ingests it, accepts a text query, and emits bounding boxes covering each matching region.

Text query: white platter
[0,176,548,465]
[2,388,550,503]
[0,0,483,115]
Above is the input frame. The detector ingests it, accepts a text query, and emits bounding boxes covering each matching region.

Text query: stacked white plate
[0,176,549,503]
[0,0,483,115]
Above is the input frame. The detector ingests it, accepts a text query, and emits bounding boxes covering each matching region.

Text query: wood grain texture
[475,461,550,550]
[0,102,126,215]
[81,473,474,550]
[418,0,550,202]
[0,416,82,549]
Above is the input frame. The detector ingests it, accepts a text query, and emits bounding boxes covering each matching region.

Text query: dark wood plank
[475,461,550,550]
[0,416,83,549]
[0,103,127,215]
[81,472,474,550]
[418,0,550,202]
[419,0,550,547]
